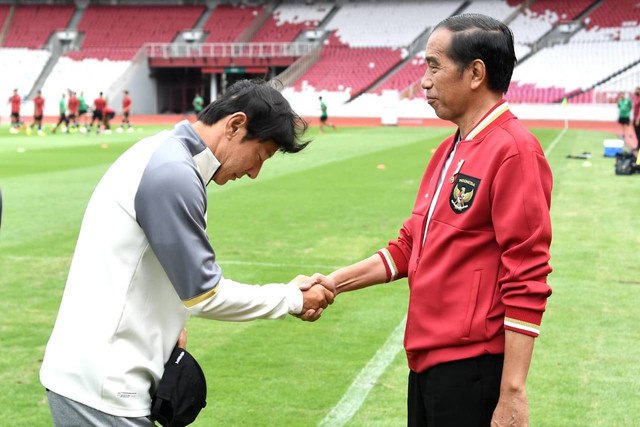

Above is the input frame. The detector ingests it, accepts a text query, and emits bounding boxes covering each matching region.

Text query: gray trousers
[46,390,155,427]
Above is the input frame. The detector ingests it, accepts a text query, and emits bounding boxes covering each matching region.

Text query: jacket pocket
[461,270,482,339]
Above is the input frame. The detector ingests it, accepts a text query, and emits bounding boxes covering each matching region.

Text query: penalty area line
[319,315,407,427]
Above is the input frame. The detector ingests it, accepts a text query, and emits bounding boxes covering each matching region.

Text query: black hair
[434,13,516,93]
[198,79,310,153]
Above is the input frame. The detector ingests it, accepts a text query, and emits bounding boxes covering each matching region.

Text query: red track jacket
[377,101,553,373]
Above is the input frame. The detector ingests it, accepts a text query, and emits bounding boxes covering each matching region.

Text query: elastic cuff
[286,283,303,315]
[504,307,544,337]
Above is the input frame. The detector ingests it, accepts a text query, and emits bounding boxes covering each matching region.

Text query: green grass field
[0,123,639,426]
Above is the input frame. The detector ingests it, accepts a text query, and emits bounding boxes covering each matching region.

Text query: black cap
[151,346,207,427]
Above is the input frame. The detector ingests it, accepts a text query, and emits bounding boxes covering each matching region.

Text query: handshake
[289,274,336,322]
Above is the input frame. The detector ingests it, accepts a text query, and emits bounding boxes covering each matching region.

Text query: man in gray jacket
[41,80,333,425]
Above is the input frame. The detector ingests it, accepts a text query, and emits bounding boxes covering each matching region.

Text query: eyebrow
[425,55,439,65]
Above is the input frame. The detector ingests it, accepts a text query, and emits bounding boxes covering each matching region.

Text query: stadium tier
[1,0,639,116]
[69,5,204,60]
[373,56,426,96]
[2,5,74,49]
[250,2,332,43]
[293,32,403,96]
[202,4,263,43]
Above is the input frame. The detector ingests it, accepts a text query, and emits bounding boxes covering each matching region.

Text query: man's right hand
[289,274,336,322]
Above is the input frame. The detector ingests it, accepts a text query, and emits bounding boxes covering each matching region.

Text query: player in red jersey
[120,90,132,132]
[90,92,106,134]
[8,89,22,133]
[30,90,46,136]
[67,91,80,131]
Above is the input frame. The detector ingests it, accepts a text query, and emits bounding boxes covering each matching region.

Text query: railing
[273,44,322,87]
[143,42,320,59]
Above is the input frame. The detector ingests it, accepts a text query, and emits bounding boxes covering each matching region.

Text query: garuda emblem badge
[450,173,480,214]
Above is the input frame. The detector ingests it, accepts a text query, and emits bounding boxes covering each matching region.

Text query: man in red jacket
[304,14,552,427]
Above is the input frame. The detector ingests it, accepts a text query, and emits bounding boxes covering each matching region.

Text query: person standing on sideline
[617,91,633,147]
[632,87,640,154]
[318,96,336,133]
[8,88,21,133]
[192,93,204,115]
[306,14,553,426]
[30,90,45,136]
[52,93,69,134]
[90,92,106,134]
[40,79,334,425]
[120,90,133,131]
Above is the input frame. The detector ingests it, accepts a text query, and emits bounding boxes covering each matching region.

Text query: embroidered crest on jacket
[450,174,480,213]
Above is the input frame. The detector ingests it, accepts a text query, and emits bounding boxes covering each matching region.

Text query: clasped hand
[288,273,336,322]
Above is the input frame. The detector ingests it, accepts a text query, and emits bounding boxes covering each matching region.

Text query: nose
[421,73,432,90]
[246,163,262,179]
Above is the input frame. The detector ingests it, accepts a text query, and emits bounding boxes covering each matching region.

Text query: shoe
[38,130,45,136]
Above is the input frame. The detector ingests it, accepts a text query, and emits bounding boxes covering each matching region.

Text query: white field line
[544,127,568,157]
[2,255,341,271]
[319,315,407,427]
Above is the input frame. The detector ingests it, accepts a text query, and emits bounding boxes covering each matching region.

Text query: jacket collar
[458,99,513,142]
[172,120,220,186]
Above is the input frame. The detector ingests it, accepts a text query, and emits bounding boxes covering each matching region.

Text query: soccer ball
[116,127,124,133]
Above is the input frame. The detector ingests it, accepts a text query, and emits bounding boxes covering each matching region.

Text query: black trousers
[408,354,504,427]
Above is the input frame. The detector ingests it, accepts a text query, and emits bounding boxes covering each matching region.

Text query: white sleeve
[186,277,304,321]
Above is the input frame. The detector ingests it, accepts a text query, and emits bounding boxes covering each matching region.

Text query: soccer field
[0,124,638,426]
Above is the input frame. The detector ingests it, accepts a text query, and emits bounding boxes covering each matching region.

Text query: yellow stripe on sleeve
[183,286,218,308]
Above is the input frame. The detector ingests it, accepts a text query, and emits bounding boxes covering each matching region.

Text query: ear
[469,59,486,90]
[226,112,247,140]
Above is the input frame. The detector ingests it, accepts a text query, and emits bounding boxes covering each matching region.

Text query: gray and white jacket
[40,121,302,417]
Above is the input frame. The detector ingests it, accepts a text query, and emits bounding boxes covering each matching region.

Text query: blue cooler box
[603,139,624,157]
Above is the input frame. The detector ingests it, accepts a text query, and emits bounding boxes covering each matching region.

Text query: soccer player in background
[632,87,640,154]
[52,93,69,134]
[192,93,204,115]
[89,92,106,134]
[78,91,89,130]
[67,91,80,132]
[318,96,336,133]
[617,91,633,148]
[103,105,115,133]
[120,90,133,132]
[8,88,21,134]
[30,90,45,136]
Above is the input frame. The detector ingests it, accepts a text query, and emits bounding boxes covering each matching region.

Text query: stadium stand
[292,1,463,97]
[325,0,462,48]
[373,55,425,95]
[2,5,74,49]
[69,5,204,60]
[293,31,402,96]
[251,2,333,43]
[573,0,640,42]
[202,4,263,43]
[1,0,638,116]
[510,40,640,102]
[462,0,521,23]
[0,5,11,40]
